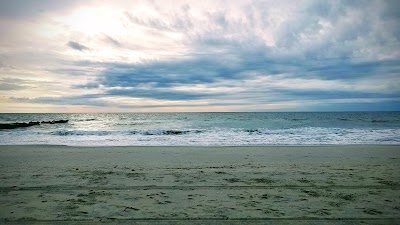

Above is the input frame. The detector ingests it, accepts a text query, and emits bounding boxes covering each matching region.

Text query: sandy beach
[0,145,399,224]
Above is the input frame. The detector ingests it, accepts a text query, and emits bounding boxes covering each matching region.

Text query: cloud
[102,34,121,47]
[11,94,109,107]
[0,0,80,19]
[307,99,400,112]
[106,88,212,100]
[71,42,400,102]
[2,0,400,111]
[12,91,400,112]
[0,78,31,90]
[0,83,26,91]
[67,41,89,51]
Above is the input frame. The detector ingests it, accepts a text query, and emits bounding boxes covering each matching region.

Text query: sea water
[0,112,399,146]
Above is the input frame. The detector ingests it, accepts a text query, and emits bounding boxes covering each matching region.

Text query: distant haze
[0,0,399,112]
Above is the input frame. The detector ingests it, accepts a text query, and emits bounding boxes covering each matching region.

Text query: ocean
[0,112,399,146]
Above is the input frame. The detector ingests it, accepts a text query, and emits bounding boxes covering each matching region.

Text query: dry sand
[0,145,399,224]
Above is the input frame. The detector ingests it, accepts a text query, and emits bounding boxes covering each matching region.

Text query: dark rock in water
[41,120,68,124]
[54,120,68,123]
[14,122,30,127]
[41,121,55,124]
[0,120,68,129]
[0,122,36,129]
[164,130,186,135]
[0,123,16,129]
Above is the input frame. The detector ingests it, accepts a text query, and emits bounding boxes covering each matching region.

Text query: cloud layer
[0,0,399,112]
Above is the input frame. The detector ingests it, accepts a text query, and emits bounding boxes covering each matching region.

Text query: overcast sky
[0,0,399,112]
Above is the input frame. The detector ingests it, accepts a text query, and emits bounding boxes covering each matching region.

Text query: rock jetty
[0,120,69,130]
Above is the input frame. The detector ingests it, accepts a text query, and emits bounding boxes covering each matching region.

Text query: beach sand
[0,145,399,224]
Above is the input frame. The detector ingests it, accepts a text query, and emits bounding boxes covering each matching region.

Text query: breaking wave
[1,127,399,146]
[1,112,399,146]
[50,129,205,136]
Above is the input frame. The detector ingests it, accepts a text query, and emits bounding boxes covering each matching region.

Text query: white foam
[0,127,399,146]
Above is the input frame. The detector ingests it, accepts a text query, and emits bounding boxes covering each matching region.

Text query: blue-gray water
[0,112,399,146]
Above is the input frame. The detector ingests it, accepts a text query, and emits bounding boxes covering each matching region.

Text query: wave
[135,130,204,135]
[115,121,162,126]
[371,119,390,123]
[50,130,112,136]
[289,118,308,121]
[245,129,262,134]
[50,129,205,136]
[81,118,96,121]
[1,127,399,146]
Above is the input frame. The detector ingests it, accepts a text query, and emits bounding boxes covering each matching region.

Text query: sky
[0,0,399,112]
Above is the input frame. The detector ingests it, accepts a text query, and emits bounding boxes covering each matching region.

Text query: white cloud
[0,0,399,111]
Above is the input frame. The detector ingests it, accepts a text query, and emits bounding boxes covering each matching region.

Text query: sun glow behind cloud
[0,0,399,112]
[65,8,124,37]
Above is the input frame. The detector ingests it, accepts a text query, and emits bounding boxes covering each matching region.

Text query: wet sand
[0,145,399,224]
